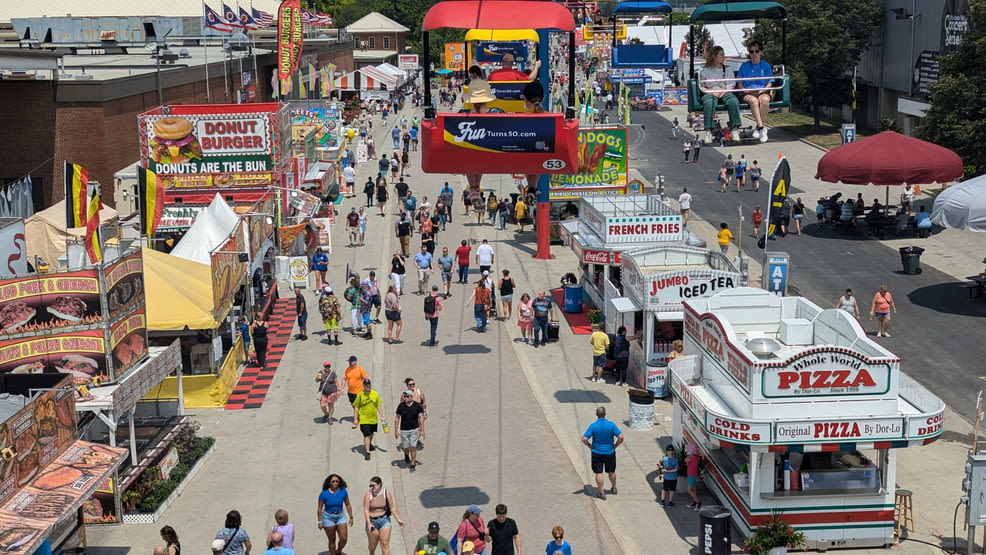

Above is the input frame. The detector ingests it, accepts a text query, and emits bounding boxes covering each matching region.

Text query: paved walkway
[88,100,980,555]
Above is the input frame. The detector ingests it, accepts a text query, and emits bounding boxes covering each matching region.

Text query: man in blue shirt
[581,406,624,499]
[531,290,554,347]
[736,40,774,142]
[413,245,434,294]
[392,125,401,149]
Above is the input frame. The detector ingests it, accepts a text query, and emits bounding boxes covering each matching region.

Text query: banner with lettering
[277,0,303,80]
[0,271,101,337]
[442,115,556,153]
[549,127,628,198]
[211,221,248,315]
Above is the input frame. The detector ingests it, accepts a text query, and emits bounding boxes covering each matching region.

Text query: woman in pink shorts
[517,293,534,343]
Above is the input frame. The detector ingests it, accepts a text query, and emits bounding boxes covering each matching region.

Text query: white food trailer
[557,194,707,333]
[669,288,944,550]
[619,245,741,395]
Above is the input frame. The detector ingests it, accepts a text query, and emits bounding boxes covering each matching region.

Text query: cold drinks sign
[624,266,738,310]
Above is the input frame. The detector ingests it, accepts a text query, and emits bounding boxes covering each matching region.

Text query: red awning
[815,130,963,186]
[423,0,576,31]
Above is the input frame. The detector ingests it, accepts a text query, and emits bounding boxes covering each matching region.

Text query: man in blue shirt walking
[581,407,624,500]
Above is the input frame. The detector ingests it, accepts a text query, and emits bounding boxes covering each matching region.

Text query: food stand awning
[143,249,230,330]
[0,441,127,555]
[359,65,398,89]
[610,296,639,313]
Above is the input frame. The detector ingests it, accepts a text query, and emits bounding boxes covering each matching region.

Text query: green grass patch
[760,111,863,151]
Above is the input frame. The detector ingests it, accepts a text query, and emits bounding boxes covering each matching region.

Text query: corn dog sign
[549,127,628,198]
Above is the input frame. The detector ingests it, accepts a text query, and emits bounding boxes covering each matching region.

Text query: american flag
[316,12,333,25]
[301,9,317,24]
[222,3,244,27]
[252,7,274,27]
[239,6,261,30]
[205,4,235,32]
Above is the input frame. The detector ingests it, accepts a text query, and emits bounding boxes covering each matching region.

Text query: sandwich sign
[138,104,283,189]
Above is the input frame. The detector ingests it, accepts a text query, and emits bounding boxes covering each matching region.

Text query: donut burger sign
[139,103,285,189]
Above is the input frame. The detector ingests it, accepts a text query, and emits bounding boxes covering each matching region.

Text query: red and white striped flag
[252,7,274,27]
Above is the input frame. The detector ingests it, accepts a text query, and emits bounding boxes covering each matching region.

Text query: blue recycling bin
[563,284,584,313]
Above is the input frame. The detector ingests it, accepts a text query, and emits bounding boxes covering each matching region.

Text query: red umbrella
[816,130,963,185]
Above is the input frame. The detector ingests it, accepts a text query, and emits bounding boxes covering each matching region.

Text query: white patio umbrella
[932,174,986,232]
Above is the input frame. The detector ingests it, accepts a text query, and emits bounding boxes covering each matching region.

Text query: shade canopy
[423,0,575,31]
[932,174,986,232]
[815,131,964,186]
[144,247,229,330]
[690,1,787,23]
[614,1,673,15]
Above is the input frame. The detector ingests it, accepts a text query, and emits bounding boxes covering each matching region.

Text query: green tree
[747,0,880,132]
[916,0,986,178]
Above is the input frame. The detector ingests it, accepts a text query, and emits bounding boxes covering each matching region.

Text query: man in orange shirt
[343,355,367,405]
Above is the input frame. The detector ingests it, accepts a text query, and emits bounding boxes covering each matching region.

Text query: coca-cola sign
[583,250,610,264]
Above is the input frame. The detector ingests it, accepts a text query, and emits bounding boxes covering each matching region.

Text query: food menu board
[0,329,106,384]
[109,309,147,377]
[0,385,77,507]
[103,252,145,324]
[0,441,126,554]
[0,271,101,337]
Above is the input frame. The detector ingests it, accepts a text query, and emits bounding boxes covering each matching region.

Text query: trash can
[899,246,925,275]
[698,505,732,555]
[627,387,654,431]
[563,284,584,313]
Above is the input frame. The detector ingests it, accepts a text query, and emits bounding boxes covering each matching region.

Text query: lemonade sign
[548,127,628,197]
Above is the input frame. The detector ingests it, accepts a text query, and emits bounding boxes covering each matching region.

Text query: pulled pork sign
[0,271,101,337]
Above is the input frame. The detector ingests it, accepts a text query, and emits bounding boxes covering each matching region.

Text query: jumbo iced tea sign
[647,271,737,309]
[761,349,893,399]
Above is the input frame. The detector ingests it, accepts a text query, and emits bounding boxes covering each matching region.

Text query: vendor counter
[143,337,245,408]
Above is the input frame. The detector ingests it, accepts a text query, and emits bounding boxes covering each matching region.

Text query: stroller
[487,289,498,319]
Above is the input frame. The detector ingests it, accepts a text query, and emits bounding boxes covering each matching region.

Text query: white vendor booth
[669,288,945,550]
[620,246,741,395]
[557,194,705,328]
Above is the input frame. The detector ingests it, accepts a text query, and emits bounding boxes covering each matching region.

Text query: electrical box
[965,453,986,526]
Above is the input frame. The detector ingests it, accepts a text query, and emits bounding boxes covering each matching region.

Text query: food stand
[619,246,740,394]
[669,287,945,550]
[0,374,127,553]
[75,340,182,524]
[558,194,706,321]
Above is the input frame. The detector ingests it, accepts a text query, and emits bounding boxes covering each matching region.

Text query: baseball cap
[432,285,439,291]
[482,270,489,276]
[362,378,371,384]
[211,539,226,551]
[404,389,415,396]
[348,355,358,362]
[428,521,440,532]
[323,361,331,367]
[369,271,376,277]
[467,504,482,514]
[351,206,356,211]
[463,541,476,551]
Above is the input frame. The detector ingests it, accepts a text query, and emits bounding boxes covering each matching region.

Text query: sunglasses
[330,479,339,483]
[408,383,415,386]
[749,49,761,54]
[554,536,564,540]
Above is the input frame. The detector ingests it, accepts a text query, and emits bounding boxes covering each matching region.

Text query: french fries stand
[668,287,945,550]
[557,194,706,325]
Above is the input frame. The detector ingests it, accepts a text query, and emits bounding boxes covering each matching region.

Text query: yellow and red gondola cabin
[420,0,580,175]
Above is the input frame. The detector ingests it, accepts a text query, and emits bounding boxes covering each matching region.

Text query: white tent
[170,194,240,265]
[25,200,118,266]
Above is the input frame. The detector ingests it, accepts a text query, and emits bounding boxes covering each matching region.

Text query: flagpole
[204,36,211,103]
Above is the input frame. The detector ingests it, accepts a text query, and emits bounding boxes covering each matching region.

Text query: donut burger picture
[149,116,203,164]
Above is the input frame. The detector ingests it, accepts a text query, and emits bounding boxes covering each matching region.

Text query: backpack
[344,286,358,303]
[424,294,437,314]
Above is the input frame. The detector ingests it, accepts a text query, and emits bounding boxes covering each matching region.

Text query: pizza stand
[0,373,128,554]
[618,245,741,396]
[74,339,183,525]
[558,194,708,325]
[668,287,945,550]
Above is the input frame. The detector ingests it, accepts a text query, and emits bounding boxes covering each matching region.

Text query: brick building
[346,12,409,69]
